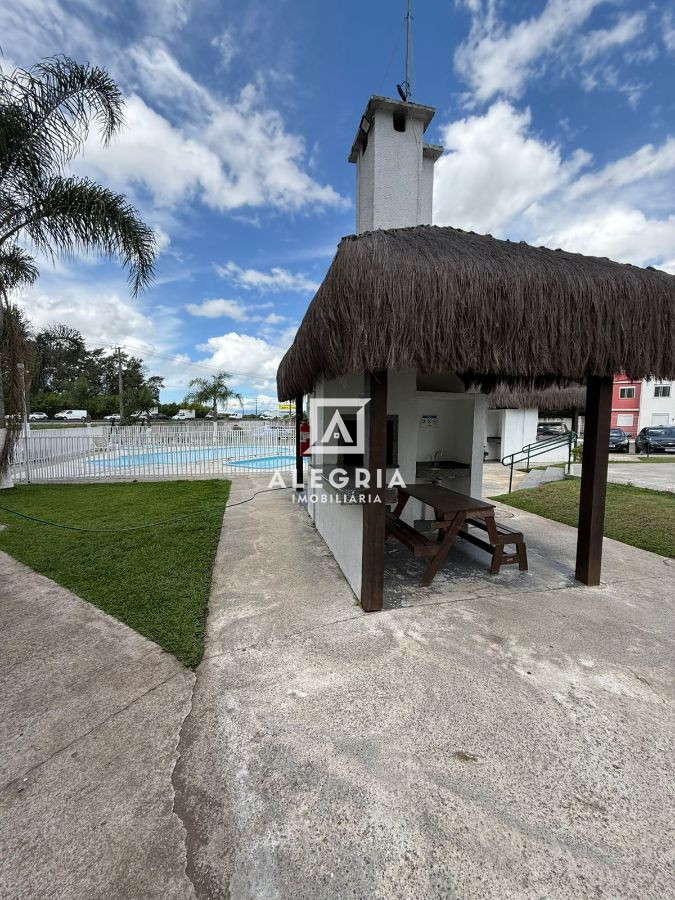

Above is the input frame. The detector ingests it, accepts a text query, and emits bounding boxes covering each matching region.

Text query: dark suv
[608,428,630,452]
[635,426,675,454]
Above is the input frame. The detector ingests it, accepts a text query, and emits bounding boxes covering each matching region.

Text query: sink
[427,460,469,469]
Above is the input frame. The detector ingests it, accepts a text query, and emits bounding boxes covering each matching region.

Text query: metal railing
[501,431,578,493]
[11,421,300,483]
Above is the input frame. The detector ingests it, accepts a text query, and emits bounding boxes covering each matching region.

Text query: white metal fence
[11,422,299,483]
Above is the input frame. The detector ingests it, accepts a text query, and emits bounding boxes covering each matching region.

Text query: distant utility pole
[116,347,124,422]
[255,397,258,416]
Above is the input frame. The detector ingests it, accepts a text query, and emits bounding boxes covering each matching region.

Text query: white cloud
[566,138,675,199]
[212,28,237,68]
[185,299,252,321]
[216,261,320,293]
[185,297,289,324]
[16,276,181,354]
[455,1,649,105]
[434,102,589,233]
[196,331,294,392]
[532,206,675,272]
[664,12,675,52]
[0,7,347,218]
[433,101,675,273]
[577,12,646,62]
[455,0,607,103]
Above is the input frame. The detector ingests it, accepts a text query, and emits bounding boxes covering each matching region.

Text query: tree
[185,372,242,420]
[0,56,156,479]
[127,375,164,423]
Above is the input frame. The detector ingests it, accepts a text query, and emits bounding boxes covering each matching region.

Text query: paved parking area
[571,461,675,493]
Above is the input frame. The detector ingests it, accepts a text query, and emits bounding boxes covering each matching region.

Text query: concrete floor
[175,476,675,900]
[0,553,195,900]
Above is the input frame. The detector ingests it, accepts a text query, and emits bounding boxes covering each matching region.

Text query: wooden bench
[385,511,437,558]
[456,516,528,575]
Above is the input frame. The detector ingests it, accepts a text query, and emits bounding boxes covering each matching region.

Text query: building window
[393,111,407,133]
[617,414,633,426]
[619,387,635,399]
[655,384,671,398]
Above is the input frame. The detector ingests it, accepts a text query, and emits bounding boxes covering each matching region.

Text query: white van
[54,409,88,422]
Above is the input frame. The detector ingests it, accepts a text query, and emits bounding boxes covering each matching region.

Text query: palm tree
[185,372,243,420]
[0,56,156,479]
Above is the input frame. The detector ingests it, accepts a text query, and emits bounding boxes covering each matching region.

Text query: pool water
[90,445,296,469]
[230,455,296,469]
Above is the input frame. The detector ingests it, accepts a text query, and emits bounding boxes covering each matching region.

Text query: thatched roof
[277,226,675,400]
[485,383,587,412]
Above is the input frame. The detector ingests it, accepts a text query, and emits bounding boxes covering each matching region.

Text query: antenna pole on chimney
[405,0,412,101]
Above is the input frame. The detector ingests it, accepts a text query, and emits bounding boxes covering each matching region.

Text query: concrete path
[175,476,675,899]
[481,460,526,495]
[571,462,675,493]
[0,552,196,900]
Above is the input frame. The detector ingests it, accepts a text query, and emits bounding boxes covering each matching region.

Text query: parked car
[259,411,276,420]
[104,413,121,422]
[133,412,170,422]
[28,411,48,421]
[54,409,88,422]
[205,412,227,419]
[537,421,570,440]
[608,427,630,452]
[635,426,675,454]
[172,409,195,421]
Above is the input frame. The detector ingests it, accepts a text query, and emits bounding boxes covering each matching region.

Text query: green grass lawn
[0,480,230,666]
[491,479,674,558]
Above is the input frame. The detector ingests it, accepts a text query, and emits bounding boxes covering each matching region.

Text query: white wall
[354,105,434,233]
[638,380,675,429]
[306,371,488,597]
[306,372,366,598]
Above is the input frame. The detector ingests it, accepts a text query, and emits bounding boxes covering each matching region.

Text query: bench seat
[385,511,437,558]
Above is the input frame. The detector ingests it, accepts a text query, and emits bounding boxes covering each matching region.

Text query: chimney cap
[348,94,437,163]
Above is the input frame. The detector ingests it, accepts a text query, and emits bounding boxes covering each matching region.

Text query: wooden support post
[295,395,304,490]
[361,371,387,612]
[575,376,613,585]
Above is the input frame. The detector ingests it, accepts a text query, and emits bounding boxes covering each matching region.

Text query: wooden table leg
[392,491,410,520]
[421,512,465,586]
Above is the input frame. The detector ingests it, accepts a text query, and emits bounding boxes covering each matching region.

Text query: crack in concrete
[171,508,230,900]
[2,668,186,792]
[170,671,201,900]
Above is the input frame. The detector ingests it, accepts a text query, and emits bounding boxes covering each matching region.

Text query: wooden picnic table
[386,483,527,586]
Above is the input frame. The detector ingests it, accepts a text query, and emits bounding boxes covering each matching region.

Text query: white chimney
[349,95,443,234]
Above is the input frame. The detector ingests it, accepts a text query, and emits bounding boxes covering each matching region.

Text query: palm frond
[0,56,124,187]
[3,176,156,295]
[0,245,38,299]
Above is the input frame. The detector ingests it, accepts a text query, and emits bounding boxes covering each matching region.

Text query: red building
[611,374,641,437]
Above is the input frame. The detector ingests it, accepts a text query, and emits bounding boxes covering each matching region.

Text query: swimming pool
[90,445,296,470]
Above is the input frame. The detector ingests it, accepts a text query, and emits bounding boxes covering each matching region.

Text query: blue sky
[3,0,675,410]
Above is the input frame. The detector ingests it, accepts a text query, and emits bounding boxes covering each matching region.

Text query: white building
[638,380,675,430]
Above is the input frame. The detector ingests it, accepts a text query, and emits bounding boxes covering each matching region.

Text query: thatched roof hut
[277,225,675,400]
[485,384,587,413]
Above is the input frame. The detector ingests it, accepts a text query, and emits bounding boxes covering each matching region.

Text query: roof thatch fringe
[482,383,587,412]
[277,226,675,400]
